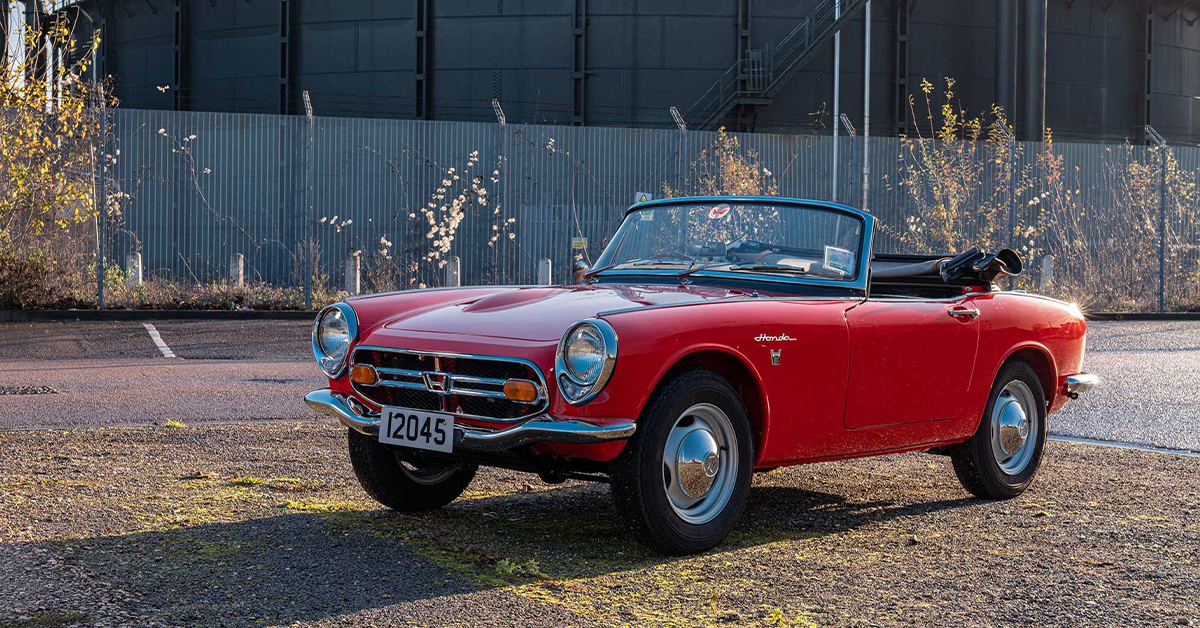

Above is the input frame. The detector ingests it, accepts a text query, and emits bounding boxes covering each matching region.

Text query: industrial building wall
[50,0,1200,144]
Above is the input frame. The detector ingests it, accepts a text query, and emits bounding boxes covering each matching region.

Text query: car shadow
[9,481,977,626]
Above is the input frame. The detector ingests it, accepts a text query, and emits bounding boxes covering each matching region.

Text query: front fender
[554,299,856,466]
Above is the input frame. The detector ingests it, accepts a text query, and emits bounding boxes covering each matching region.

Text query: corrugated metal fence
[101,108,1200,312]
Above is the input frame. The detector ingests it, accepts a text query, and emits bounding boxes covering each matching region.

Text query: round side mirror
[572,260,591,284]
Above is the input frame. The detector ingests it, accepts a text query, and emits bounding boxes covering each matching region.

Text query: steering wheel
[648,250,695,262]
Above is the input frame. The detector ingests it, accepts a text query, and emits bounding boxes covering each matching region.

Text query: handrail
[684,0,868,129]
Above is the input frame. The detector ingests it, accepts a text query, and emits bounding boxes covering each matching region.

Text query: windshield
[593,201,865,281]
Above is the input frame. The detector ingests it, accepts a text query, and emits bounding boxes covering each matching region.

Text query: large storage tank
[18,0,1200,143]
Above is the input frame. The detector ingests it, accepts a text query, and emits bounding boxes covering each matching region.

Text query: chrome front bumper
[1065,373,1100,398]
[304,389,636,453]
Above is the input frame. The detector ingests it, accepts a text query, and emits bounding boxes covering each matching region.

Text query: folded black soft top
[871,248,1022,287]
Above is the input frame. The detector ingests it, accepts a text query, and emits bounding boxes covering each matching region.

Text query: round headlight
[563,324,606,384]
[319,310,349,358]
[313,303,358,377]
[556,319,617,405]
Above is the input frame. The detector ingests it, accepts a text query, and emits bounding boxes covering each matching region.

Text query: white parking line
[1050,435,1200,458]
[142,323,177,359]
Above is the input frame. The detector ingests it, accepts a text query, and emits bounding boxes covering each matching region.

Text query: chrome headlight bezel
[312,303,358,378]
[555,318,618,405]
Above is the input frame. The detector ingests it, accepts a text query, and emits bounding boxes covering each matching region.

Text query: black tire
[347,428,476,511]
[610,370,754,554]
[951,360,1047,499]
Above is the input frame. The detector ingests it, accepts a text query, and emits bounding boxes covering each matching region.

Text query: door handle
[948,306,980,319]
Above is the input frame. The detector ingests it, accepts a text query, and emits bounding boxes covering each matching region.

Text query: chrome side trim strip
[304,389,634,453]
[595,295,864,317]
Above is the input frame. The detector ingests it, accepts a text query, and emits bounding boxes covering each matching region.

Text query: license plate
[379,407,454,453]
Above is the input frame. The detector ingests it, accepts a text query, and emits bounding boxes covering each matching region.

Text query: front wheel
[347,429,476,511]
[610,370,754,554]
[951,360,1047,499]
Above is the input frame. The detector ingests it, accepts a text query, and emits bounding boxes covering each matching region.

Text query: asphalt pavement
[0,318,1197,453]
[1052,321,1200,453]
[0,320,322,429]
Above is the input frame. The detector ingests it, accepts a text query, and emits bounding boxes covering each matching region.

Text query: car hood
[377,284,749,341]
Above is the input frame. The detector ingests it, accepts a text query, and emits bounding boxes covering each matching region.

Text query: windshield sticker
[823,245,855,276]
[707,204,732,220]
[640,210,654,221]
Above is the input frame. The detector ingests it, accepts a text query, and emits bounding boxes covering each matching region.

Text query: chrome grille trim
[351,346,550,423]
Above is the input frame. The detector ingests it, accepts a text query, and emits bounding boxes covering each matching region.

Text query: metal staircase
[682,0,868,131]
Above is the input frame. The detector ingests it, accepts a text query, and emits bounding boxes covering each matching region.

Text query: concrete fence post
[445,256,461,287]
[344,251,361,295]
[537,258,552,285]
[125,252,143,288]
[1039,255,1054,290]
[230,253,245,287]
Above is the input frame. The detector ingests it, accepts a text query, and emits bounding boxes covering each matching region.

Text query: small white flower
[157,128,166,135]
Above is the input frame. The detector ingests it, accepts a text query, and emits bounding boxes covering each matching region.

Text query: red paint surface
[330,283,1088,467]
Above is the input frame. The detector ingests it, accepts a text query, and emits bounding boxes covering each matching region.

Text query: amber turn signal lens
[503,379,538,402]
[350,364,378,385]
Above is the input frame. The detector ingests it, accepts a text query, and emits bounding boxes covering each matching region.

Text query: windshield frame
[592,196,875,293]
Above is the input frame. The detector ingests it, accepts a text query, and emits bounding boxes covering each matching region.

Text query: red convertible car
[305,196,1097,553]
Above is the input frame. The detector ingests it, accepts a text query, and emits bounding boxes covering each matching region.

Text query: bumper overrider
[304,389,636,454]
[1065,373,1099,398]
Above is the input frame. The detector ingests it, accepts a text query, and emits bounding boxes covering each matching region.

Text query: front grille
[351,347,548,422]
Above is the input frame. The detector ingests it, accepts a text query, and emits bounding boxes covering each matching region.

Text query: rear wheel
[611,370,753,554]
[347,428,476,511]
[951,360,1047,499]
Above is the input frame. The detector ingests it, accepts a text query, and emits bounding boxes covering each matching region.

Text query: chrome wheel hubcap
[662,403,737,525]
[394,454,455,485]
[990,381,1039,475]
[677,429,721,498]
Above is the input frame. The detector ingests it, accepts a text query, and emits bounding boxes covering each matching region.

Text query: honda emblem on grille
[422,372,451,393]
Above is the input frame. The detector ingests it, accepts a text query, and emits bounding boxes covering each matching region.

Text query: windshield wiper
[728,263,810,275]
[676,262,732,281]
[584,257,688,280]
[630,258,690,266]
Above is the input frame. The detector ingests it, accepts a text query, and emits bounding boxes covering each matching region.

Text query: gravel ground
[1,423,1197,628]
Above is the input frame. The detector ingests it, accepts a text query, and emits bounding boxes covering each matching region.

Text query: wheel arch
[998,343,1058,412]
[643,347,769,465]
